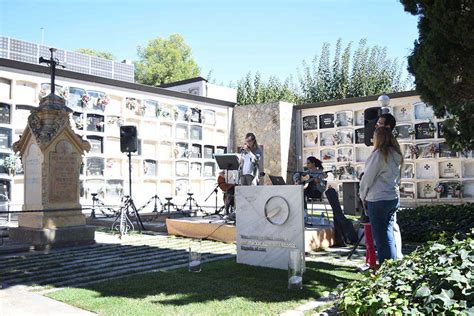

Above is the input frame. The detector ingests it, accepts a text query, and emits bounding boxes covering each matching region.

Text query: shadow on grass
[76,259,358,306]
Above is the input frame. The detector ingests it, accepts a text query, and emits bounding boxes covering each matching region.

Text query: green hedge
[337,235,474,315]
[397,203,474,243]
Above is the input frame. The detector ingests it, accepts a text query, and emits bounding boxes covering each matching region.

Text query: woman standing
[239,132,263,186]
[359,127,403,264]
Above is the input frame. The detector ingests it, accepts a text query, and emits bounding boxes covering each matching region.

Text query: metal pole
[128,151,132,198]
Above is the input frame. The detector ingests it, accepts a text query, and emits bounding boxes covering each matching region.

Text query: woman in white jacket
[359,127,403,264]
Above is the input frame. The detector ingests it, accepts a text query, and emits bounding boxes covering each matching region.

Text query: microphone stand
[204,183,220,214]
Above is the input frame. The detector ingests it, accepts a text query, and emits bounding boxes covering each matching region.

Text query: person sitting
[293,156,327,213]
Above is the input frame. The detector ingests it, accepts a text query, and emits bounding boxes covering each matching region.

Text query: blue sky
[0,0,419,85]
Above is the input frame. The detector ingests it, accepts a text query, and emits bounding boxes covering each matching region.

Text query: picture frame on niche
[395,124,413,140]
[337,147,353,162]
[320,149,336,162]
[437,121,445,139]
[416,161,437,179]
[418,143,437,159]
[415,122,435,139]
[414,102,434,120]
[335,129,353,145]
[439,161,460,178]
[400,182,415,199]
[355,128,365,144]
[401,163,414,179]
[438,142,458,158]
[335,111,353,127]
[302,115,318,130]
[320,131,335,146]
[462,161,474,178]
[319,113,334,129]
[304,132,318,147]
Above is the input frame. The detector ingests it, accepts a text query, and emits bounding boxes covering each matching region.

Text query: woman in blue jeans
[359,127,403,264]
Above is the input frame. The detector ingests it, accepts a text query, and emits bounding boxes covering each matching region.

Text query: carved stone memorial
[9,93,93,249]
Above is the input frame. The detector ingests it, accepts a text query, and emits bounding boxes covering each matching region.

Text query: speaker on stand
[363,107,381,146]
[112,125,145,236]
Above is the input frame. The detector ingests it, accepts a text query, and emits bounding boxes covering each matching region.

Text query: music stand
[214,154,240,216]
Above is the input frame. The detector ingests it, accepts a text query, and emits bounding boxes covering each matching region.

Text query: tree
[134,34,200,86]
[298,39,409,104]
[400,0,474,151]
[75,48,115,60]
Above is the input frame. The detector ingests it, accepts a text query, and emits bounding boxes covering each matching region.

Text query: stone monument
[9,48,94,249]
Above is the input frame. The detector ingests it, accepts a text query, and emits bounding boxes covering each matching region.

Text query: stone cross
[39,48,65,95]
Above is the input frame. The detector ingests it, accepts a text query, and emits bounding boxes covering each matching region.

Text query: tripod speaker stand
[112,126,145,235]
[180,193,202,216]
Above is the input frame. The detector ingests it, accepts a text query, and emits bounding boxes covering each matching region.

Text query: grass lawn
[47,258,361,315]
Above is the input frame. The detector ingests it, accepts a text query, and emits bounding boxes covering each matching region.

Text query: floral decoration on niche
[96,95,110,111]
[81,94,91,107]
[409,144,420,158]
[107,116,124,127]
[106,159,115,169]
[74,114,84,129]
[0,154,22,176]
[126,97,140,111]
[39,86,69,99]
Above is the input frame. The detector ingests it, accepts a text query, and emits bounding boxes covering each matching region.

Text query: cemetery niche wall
[297,92,474,206]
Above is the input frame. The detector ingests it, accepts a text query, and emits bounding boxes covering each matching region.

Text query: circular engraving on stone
[264,196,290,226]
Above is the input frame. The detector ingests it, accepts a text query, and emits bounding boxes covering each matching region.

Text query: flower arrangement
[38,86,49,99]
[126,98,140,111]
[184,109,193,121]
[97,95,110,111]
[427,143,439,155]
[409,144,419,158]
[0,154,21,175]
[333,133,342,145]
[74,114,84,129]
[59,87,69,99]
[107,116,124,126]
[408,126,416,135]
[81,94,90,107]
[434,183,444,193]
[106,159,115,169]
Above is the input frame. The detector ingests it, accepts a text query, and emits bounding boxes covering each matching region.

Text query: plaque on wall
[87,136,103,154]
[303,115,318,130]
[320,149,336,162]
[216,146,227,155]
[416,161,437,179]
[393,105,412,122]
[144,99,159,118]
[190,162,202,177]
[418,143,437,159]
[356,146,372,162]
[320,131,335,146]
[203,162,215,177]
[176,124,188,139]
[438,142,457,158]
[355,128,365,144]
[203,145,214,159]
[354,110,365,126]
[395,124,413,139]
[402,163,414,179]
[414,102,434,120]
[202,109,216,125]
[189,107,202,123]
[175,161,189,177]
[0,127,11,149]
[319,113,334,129]
[462,181,474,198]
[67,87,86,108]
[437,121,445,138]
[175,179,189,195]
[190,125,202,140]
[106,180,123,198]
[415,122,435,139]
[86,114,104,132]
[87,157,104,176]
[304,132,318,147]
[190,144,202,158]
[175,143,189,158]
[417,181,437,199]
[337,147,353,162]
[144,160,157,176]
[438,181,462,198]
[0,103,10,124]
[176,105,188,121]
[335,129,353,145]
[400,182,415,199]
[335,111,353,127]
[463,161,474,178]
[439,161,460,178]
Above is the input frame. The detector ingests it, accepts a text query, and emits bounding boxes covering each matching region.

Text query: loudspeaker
[364,107,381,146]
[120,125,138,153]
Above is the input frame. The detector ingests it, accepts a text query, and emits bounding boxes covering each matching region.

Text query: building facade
[0,58,235,210]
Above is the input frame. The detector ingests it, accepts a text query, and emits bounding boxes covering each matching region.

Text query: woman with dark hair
[359,127,403,265]
[293,156,327,207]
[239,132,263,186]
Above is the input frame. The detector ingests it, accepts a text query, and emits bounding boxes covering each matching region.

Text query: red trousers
[364,223,377,267]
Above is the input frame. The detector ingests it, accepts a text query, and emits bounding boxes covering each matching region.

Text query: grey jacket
[359,149,402,202]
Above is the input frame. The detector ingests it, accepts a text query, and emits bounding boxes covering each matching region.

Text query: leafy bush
[337,235,474,315]
[397,203,474,243]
